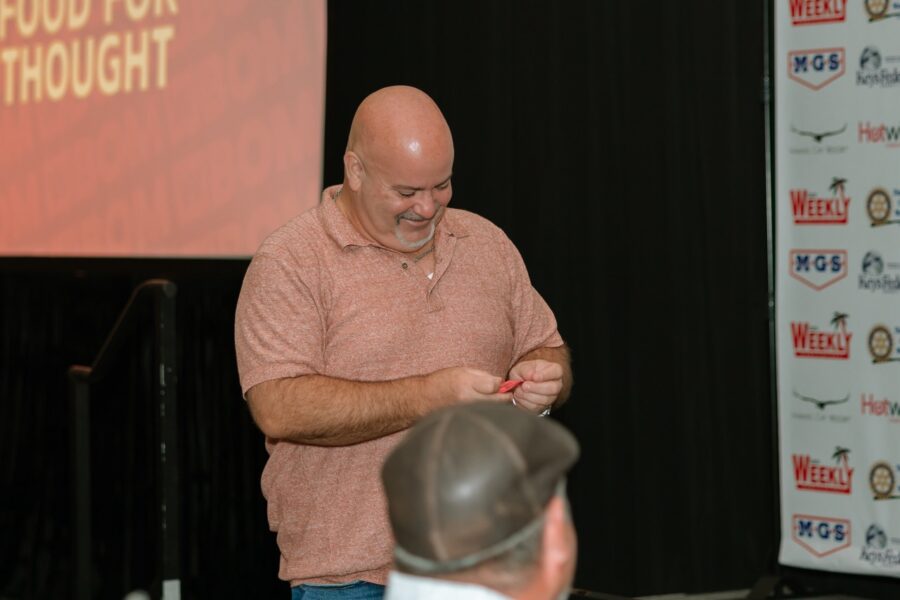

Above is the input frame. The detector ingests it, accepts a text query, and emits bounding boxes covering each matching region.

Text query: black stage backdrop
[0,1,795,598]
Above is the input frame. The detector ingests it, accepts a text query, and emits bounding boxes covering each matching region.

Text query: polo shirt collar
[320,185,370,249]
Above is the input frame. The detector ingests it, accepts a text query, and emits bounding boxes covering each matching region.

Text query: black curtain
[0,260,281,599]
[11,0,892,598]
[323,0,772,594]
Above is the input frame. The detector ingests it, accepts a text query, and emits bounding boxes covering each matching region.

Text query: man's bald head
[347,86,454,169]
[339,86,455,253]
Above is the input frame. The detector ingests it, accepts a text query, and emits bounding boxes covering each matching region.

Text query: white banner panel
[776,0,900,576]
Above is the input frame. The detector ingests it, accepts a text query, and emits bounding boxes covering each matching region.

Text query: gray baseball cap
[381,402,580,573]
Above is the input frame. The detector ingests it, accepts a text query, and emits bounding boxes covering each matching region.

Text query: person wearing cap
[235,85,572,598]
[382,402,579,600]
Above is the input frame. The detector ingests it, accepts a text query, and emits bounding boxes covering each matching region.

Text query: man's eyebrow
[392,174,453,192]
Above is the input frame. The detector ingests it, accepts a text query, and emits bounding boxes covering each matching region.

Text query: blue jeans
[291,581,385,600]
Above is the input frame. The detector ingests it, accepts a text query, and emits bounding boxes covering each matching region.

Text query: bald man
[235,86,572,599]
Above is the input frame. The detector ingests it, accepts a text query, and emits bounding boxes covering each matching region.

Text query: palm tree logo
[830,447,854,494]
[831,312,849,333]
[833,446,850,466]
[829,177,847,199]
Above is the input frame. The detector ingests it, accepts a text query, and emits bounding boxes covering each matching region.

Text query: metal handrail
[68,278,180,600]
[68,279,176,382]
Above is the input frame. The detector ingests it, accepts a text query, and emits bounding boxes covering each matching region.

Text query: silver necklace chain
[413,245,434,262]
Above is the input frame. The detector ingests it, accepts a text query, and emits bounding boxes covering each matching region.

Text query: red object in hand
[499,379,523,393]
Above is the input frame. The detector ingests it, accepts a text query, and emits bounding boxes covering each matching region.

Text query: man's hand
[426,366,514,404]
[507,360,564,414]
[507,345,573,415]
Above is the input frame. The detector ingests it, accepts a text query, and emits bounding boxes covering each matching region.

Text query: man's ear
[542,496,574,569]
[344,151,365,191]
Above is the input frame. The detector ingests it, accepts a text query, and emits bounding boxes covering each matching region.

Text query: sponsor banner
[776,0,900,579]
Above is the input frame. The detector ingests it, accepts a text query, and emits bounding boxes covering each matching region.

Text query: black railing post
[156,283,181,599]
[68,278,179,600]
[69,367,92,600]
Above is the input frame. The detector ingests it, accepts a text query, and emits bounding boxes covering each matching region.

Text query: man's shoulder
[445,208,507,240]
[255,204,329,259]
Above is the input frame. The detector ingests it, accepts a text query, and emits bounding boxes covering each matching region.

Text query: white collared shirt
[385,571,511,600]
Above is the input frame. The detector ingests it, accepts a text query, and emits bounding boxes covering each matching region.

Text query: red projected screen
[0,0,326,257]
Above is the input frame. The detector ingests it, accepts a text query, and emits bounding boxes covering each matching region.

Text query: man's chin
[395,222,436,250]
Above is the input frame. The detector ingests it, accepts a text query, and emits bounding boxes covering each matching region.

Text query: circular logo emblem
[863,251,885,275]
[861,46,882,70]
[866,0,890,18]
[870,462,896,499]
[869,326,894,362]
[867,188,892,225]
[867,524,888,549]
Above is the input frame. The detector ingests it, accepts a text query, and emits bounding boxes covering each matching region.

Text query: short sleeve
[234,252,326,396]
[498,232,565,366]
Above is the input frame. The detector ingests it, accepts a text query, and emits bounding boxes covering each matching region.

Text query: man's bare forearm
[247,375,433,446]
[246,366,509,446]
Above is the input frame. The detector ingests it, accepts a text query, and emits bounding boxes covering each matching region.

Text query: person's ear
[344,151,365,191]
[543,496,574,568]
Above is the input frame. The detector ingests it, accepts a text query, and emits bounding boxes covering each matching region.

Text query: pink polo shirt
[235,186,563,586]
